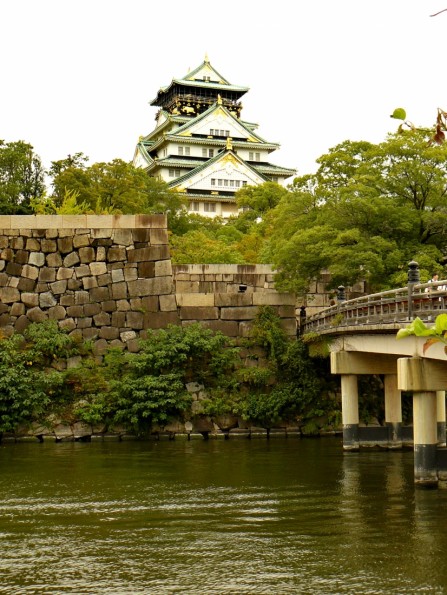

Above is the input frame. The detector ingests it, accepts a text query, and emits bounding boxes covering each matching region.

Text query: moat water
[1,437,447,594]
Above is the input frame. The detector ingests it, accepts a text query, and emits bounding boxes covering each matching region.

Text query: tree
[0,140,46,214]
[170,229,246,264]
[48,157,187,220]
[264,129,447,294]
[236,181,289,215]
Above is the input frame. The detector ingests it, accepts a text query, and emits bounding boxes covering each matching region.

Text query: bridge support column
[341,375,359,451]
[384,375,402,449]
[397,357,447,487]
[437,391,446,447]
[413,391,438,487]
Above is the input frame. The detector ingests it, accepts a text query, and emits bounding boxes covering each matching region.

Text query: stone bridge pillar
[340,375,359,450]
[398,357,447,487]
[437,391,446,447]
[384,375,402,448]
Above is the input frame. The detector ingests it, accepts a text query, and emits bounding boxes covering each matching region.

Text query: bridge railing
[303,280,447,333]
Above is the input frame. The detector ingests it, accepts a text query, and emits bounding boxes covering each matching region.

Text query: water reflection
[1,439,447,594]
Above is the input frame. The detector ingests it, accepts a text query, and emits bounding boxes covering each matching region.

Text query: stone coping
[0,214,167,229]
[173,263,275,274]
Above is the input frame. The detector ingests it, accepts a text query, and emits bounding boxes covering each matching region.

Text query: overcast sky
[1,1,446,177]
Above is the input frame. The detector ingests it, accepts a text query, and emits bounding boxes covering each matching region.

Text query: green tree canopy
[48,157,186,217]
[0,140,45,214]
[264,129,447,293]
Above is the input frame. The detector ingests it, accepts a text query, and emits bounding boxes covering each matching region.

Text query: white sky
[1,0,446,177]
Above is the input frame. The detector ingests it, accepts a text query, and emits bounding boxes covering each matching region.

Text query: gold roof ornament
[205,53,209,63]
[226,136,233,151]
[217,94,222,105]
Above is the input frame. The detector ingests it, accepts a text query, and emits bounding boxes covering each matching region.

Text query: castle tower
[133,56,295,218]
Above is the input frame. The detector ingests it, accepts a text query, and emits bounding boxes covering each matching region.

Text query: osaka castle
[133,56,296,218]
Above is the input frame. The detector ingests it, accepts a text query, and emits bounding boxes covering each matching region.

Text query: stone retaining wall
[0,215,177,353]
[0,217,298,348]
[173,264,296,337]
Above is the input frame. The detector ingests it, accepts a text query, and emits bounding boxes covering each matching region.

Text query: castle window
[190,202,200,212]
[185,147,190,156]
[249,152,254,160]
[242,181,247,186]
[255,152,260,161]
[235,180,241,188]
[218,179,223,187]
[224,180,228,187]
[169,169,181,177]
[204,203,216,213]
[178,147,183,156]
[211,179,216,186]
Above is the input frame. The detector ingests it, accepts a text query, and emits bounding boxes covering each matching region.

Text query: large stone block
[143,311,180,329]
[183,319,239,337]
[74,291,91,305]
[155,260,172,277]
[50,280,68,294]
[93,312,111,326]
[135,214,166,229]
[159,294,177,312]
[127,245,170,263]
[128,276,173,297]
[0,287,20,303]
[21,264,39,280]
[214,293,253,307]
[56,267,74,280]
[111,282,128,300]
[39,292,57,308]
[132,228,151,243]
[25,238,41,251]
[150,228,169,245]
[27,307,47,322]
[84,303,101,316]
[101,300,117,312]
[15,250,29,264]
[46,252,62,267]
[97,273,112,287]
[112,311,126,327]
[126,311,144,329]
[89,286,110,301]
[99,326,120,340]
[176,293,215,307]
[107,246,126,262]
[39,268,56,282]
[29,252,45,267]
[220,307,259,320]
[78,247,95,263]
[48,305,67,320]
[82,276,98,290]
[179,307,219,320]
[138,262,155,278]
[141,296,159,312]
[252,292,296,306]
[112,229,133,246]
[280,318,297,336]
[57,237,73,253]
[175,281,200,293]
[89,262,107,276]
[72,234,90,249]
[6,262,23,276]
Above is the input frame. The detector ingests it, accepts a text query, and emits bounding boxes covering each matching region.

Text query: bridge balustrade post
[340,375,359,451]
[407,260,420,321]
[437,391,446,447]
[384,375,402,449]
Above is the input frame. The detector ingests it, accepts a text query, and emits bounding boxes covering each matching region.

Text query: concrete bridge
[303,278,447,487]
